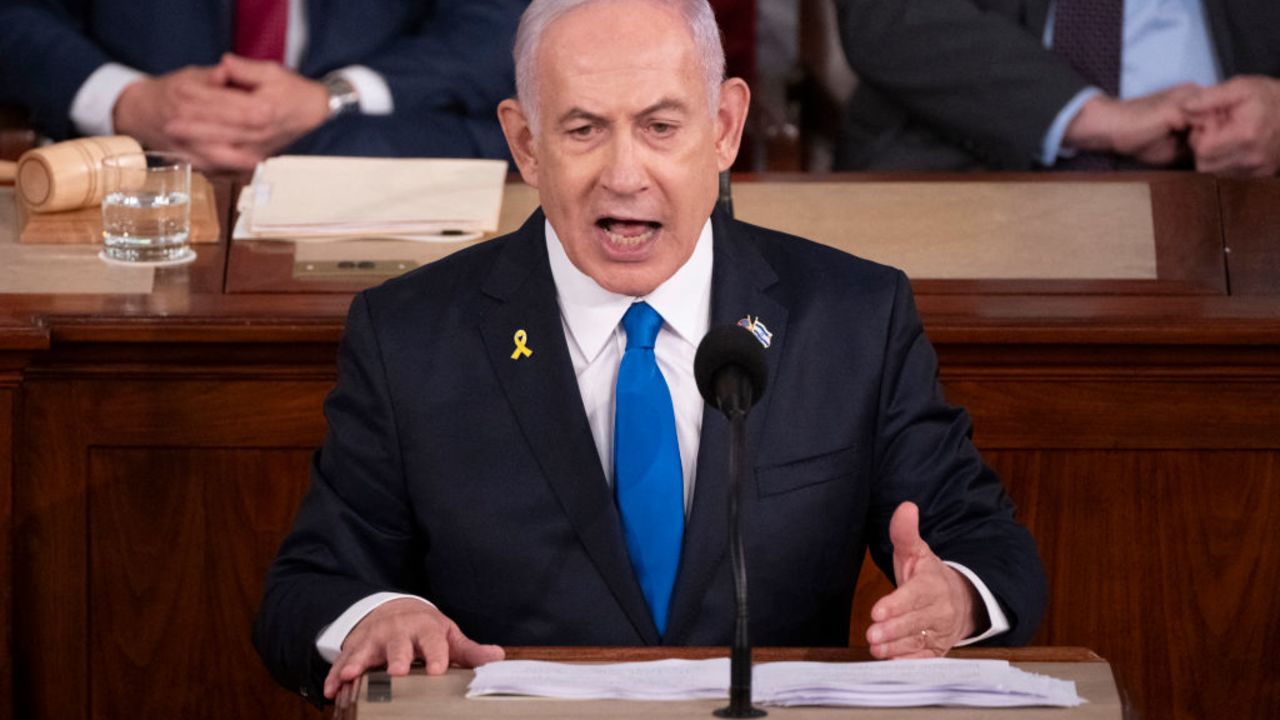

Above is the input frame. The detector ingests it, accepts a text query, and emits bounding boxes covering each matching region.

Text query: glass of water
[100,151,194,265]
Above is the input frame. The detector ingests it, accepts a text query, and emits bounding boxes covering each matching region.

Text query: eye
[648,121,676,137]
[568,124,597,139]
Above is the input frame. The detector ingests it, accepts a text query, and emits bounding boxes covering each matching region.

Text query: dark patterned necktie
[234,0,288,62]
[1052,0,1123,169]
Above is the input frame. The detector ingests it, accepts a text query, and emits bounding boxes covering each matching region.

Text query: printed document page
[468,657,1084,708]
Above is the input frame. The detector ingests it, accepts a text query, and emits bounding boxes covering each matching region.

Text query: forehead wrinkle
[543,65,705,125]
[637,97,691,117]
[556,107,607,126]
[554,95,692,128]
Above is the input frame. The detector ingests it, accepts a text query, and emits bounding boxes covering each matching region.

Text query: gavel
[12,135,145,213]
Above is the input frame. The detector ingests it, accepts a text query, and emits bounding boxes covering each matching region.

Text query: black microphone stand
[714,378,766,718]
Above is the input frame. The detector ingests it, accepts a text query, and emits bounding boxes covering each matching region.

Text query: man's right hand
[322,598,505,701]
[1063,84,1200,166]
[111,65,271,171]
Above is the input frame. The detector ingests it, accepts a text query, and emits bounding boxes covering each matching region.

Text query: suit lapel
[665,212,790,643]
[479,213,659,644]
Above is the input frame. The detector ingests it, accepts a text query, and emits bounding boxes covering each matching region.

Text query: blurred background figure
[831,0,1280,174]
[0,0,529,170]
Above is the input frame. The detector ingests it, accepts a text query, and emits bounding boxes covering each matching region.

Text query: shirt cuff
[70,63,147,137]
[1039,86,1102,166]
[942,560,1011,646]
[334,65,394,115]
[315,592,435,663]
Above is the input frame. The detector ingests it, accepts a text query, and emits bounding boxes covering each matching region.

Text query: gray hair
[513,0,726,132]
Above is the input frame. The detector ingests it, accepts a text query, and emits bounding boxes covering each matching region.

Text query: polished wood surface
[0,384,14,717]
[16,375,331,720]
[0,316,42,720]
[338,647,1117,720]
[88,449,321,719]
[1219,177,1280,295]
[16,172,221,245]
[3,173,1280,720]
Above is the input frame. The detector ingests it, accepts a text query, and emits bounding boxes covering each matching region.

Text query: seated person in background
[254,0,1047,706]
[833,0,1280,175]
[0,0,529,169]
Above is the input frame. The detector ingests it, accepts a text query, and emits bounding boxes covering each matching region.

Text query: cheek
[542,155,603,201]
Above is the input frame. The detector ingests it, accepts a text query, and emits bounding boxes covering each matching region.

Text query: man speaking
[254,0,1047,705]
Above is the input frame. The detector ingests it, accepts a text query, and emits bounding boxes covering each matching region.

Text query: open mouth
[596,217,661,247]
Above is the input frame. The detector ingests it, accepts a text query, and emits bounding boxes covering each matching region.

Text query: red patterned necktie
[234,0,288,62]
[1052,0,1124,169]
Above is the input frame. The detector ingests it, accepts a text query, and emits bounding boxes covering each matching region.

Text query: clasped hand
[1065,75,1280,176]
[112,53,331,171]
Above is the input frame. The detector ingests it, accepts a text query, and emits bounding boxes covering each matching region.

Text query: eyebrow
[555,97,692,127]
[557,107,607,127]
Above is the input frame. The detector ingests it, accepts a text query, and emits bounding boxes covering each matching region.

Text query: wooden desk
[337,647,1120,720]
[2,173,1278,720]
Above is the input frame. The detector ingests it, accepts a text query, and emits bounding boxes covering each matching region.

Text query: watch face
[325,76,359,116]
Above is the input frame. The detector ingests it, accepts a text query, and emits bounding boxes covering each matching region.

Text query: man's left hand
[162,53,332,163]
[1185,75,1280,177]
[867,501,982,659]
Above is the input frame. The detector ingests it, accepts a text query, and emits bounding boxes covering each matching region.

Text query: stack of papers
[233,156,508,243]
[467,658,1084,708]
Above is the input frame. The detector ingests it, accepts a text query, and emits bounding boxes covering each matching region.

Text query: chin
[593,267,666,297]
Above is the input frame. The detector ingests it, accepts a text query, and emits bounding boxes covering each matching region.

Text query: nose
[600,131,649,196]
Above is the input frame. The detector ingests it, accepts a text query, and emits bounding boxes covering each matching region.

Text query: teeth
[603,225,656,246]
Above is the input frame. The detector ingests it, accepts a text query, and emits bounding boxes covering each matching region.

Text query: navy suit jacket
[834,0,1280,170]
[0,0,527,158]
[254,210,1047,703]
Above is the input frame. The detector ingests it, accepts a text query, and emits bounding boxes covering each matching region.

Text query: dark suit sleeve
[291,0,526,159]
[835,0,1090,167]
[0,0,113,139]
[352,0,525,118]
[867,271,1047,644]
[254,292,427,705]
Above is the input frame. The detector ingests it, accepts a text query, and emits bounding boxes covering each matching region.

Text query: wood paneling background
[996,450,1280,720]
[0,385,13,719]
[15,373,332,720]
[87,449,317,719]
[844,355,1280,720]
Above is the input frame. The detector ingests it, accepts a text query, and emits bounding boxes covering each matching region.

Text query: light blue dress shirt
[1039,0,1222,165]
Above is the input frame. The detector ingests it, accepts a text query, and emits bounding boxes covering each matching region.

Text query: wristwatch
[322,73,360,118]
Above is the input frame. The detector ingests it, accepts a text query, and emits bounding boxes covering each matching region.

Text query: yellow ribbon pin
[510,329,533,359]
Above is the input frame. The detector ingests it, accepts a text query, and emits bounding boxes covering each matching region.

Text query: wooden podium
[336,647,1122,720]
[3,172,1279,720]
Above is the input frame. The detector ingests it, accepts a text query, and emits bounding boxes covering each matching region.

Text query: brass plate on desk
[15,172,220,245]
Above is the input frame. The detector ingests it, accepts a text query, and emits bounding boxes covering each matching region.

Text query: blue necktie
[614,302,684,635]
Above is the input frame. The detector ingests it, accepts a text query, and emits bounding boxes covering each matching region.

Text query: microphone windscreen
[694,324,767,407]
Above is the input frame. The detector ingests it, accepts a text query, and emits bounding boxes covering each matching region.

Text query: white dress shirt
[316,218,1009,660]
[69,0,392,137]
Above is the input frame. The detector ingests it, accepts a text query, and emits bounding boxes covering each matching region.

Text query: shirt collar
[546,218,714,363]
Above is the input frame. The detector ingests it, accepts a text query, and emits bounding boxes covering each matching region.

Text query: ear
[713,78,750,172]
[498,98,540,188]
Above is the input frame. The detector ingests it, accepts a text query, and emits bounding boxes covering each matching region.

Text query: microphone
[694,324,767,420]
[695,325,768,719]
